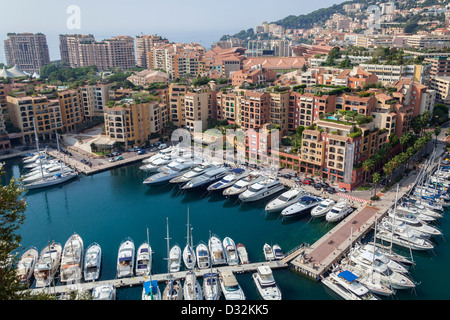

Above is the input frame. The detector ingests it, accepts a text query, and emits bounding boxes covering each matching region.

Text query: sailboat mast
[166,218,170,275]
[56,133,64,173]
[32,118,44,179]
[390,184,399,255]
[147,227,153,299]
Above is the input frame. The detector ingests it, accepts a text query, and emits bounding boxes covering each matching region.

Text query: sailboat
[203,230,221,300]
[24,125,77,190]
[183,270,203,300]
[142,228,161,300]
[182,208,196,270]
[163,218,182,300]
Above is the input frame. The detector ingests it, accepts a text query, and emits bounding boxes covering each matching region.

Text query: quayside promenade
[31,260,288,295]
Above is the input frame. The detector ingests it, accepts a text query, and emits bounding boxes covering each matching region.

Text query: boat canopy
[143,280,158,295]
[119,257,132,262]
[338,270,358,282]
[230,168,244,174]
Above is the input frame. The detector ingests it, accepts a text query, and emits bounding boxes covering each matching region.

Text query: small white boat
[183,243,196,270]
[321,269,378,300]
[311,199,336,218]
[169,245,182,273]
[84,242,101,281]
[196,242,210,269]
[239,177,285,202]
[220,271,246,300]
[16,247,38,284]
[142,280,161,300]
[207,168,249,191]
[252,266,282,300]
[325,201,353,222]
[263,243,275,261]
[236,243,249,264]
[272,244,285,260]
[209,235,226,266]
[163,278,183,300]
[265,186,305,212]
[223,237,239,266]
[222,172,265,196]
[183,271,203,300]
[117,238,135,278]
[34,241,62,288]
[281,195,322,217]
[203,273,221,300]
[136,243,152,276]
[60,233,84,284]
[92,284,116,300]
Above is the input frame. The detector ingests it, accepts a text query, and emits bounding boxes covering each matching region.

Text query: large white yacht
[311,199,336,218]
[16,247,38,284]
[139,155,174,172]
[376,228,434,251]
[265,186,305,212]
[143,159,197,185]
[281,195,322,217]
[238,177,285,202]
[321,269,378,300]
[117,238,135,278]
[34,241,62,288]
[181,167,229,190]
[84,242,101,281]
[252,266,282,300]
[325,201,353,222]
[60,233,84,284]
[209,234,226,266]
[207,168,249,191]
[222,172,265,196]
[169,163,217,183]
[219,271,246,300]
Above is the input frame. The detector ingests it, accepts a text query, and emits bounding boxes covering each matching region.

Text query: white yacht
[83,242,101,281]
[22,165,73,184]
[375,228,434,251]
[207,168,249,191]
[236,243,249,264]
[272,244,285,260]
[265,186,305,212]
[183,271,203,300]
[223,237,239,266]
[24,171,78,190]
[311,199,336,218]
[170,163,216,183]
[34,241,62,288]
[281,196,322,217]
[196,242,210,269]
[142,280,161,300]
[136,243,152,276]
[223,172,265,196]
[117,238,135,278]
[239,177,285,202]
[16,247,38,284]
[92,284,116,300]
[183,242,196,270]
[325,201,353,222]
[252,266,282,300]
[263,243,275,261]
[143,159,197,185]
[60,233,84,284]
[209,235,226,266]
[181,167,229,190]
[378,219,430,240]
[203,273,221,300]
[383,216,442,237]
[220,271,246,300]
[397,205,442,220]
[321,270,378,300]
[23,151,47,164]
[139,155,173,172]
[169,245,182,273]
[362,242,415,267]
[163,278,183,300]
[350,244,409,275]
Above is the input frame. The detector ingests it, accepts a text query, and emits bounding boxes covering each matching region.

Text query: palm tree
[372,172,381,198]
[383,162,393,185]
[362,159,375,184]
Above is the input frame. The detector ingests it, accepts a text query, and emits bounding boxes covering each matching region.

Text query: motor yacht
[252,266,282,300]
[34,241,62,288]
[183,271,203,300]
[222,172,265,196]
[143,159,197,185]
[117,238,135,278]
[169,245,182,273]
[272,244,285,260]
[223,237,239,266]
[239,177,285,202]
[281,196,322,217]
[16,247,38,284]
[92,284,116,300]
[207,168,249,191]
[203,273,221,300]
[219,271,246,300]
[325,201,353,222]
[236,243,249,264]
[209,235,226,266]
[84,242,101,281]
[263,243,275,261]
[321,270,378,300]
[182,166,229,190]
[136,243,152,276]
[375,228,434,251]
[311,199,336,218]
[169,162,216,183]
[60,233,84,284]
[265,186,305,212]
[196,242,210,269]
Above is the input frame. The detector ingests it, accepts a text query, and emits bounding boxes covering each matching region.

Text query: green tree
[372,172,381,198]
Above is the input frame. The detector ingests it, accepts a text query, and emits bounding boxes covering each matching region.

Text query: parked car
[321,183,330,190]
[302,179,314,185]
[158,143,167,150]
[109,158,116,163]
[313,183,323,190]
[112,151,121,157]
[116,156,124,161]
[137,149,146,155]
[326,187,336,194]
[338,188,348,193]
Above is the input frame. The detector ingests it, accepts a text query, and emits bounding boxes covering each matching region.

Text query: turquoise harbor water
[2,157,450,300]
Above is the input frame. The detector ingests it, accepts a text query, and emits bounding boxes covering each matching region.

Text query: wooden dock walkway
[31,260,288,295]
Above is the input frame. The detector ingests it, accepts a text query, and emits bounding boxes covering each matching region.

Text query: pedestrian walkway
[337,192,368,203]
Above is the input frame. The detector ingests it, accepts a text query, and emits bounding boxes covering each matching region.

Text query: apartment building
[216,91,240,124]
[240,91,270,130]
[359,63,430,85]
[407,34,450,50]
[104,100,167,148]
[424,56,450,78]
[168,83,187,127]
[372,93,398,136]
[430,76,450,104]
[135,35,169,68]
[79,83,113,119]
[127,70,170,87]
[184,88,216,131]
[4,33,50,73]
[246,40,292,57]
[7,95,63,144]
[230,67,277,86]
[57,90,82,132]
[58,35,136,71]
[0,110,10,151]
[269,91,290,135]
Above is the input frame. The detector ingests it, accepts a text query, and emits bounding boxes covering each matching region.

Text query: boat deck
[31,260,288,295]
